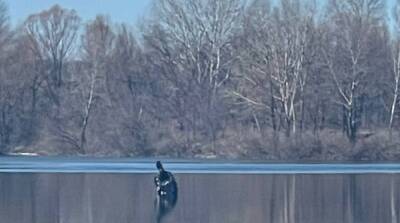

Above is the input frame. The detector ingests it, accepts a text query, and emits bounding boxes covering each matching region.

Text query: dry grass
[8,124,400,161]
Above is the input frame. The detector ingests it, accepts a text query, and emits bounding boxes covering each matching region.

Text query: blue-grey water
[1,156,400,174]
[0,157,399,223]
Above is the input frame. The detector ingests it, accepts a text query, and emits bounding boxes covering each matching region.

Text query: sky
[4,0,152,27]
[2,0,399,27]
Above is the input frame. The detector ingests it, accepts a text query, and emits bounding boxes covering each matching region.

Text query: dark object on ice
[154,161,178,197]
[154,161,178,223]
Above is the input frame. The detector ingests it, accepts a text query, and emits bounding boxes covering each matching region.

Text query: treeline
[1,0,400,159]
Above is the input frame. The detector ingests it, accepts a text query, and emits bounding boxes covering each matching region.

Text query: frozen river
[0,157,398,223]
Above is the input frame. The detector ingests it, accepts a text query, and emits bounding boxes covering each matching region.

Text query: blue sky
[4,0,152,26]
[3,0,398,27]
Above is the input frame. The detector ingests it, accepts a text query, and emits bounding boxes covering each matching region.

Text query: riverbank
[6,129,400,161]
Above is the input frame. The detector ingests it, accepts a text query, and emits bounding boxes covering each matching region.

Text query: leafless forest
[1,0,400,159]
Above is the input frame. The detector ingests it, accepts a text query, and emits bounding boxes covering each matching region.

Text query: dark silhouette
[154,161,178,223]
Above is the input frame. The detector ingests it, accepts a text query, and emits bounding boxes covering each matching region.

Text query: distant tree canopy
[1,0,400,160]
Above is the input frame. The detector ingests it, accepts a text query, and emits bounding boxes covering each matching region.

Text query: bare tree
[230,0,276,134]
[390,0,400,132]
[322,0,385,141]
[78,15,115,152]
[270,0,316,136]
[390,46,400,131]
[0,0,18,151]
[108,24,152,153]
[24,4,80,102]
[50,15,114,154]
[144,0,243,150]
[0,0,9,49]
[233,0,316,136]
[0,0,397,158]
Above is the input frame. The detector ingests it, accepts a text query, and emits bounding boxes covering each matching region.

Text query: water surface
[0,157,398,223]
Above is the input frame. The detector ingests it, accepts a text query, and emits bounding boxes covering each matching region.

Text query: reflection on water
[0,173,398,223]
[154,188,178,223]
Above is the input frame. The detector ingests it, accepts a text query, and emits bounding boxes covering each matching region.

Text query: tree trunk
[80,70,96,154]
[270,80,277,132]
[389,72,399,132]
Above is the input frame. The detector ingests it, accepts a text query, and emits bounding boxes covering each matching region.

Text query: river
[0,157,398,223]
